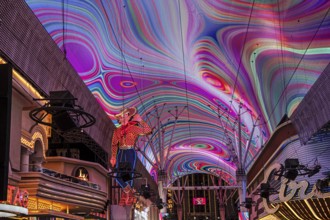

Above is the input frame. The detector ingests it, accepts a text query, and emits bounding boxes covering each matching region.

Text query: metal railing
[28,165,101,190]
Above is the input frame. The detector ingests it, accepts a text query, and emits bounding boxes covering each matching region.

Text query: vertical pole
[108,175,112,220]
[177,179,183,220]
[0,64,12,201]
[237,103,247,216]
[218,179,226,220]
[238,104,242,169]
[158,115,163,168]
[220,204,226,220]
[177,204,183,220]
[158,180,167,214]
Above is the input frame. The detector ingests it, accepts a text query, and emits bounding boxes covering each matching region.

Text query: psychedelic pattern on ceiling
[26,0,330,185]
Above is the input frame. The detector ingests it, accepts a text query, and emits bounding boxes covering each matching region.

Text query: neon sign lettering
[3,185,29,208]
[262,163,330,214]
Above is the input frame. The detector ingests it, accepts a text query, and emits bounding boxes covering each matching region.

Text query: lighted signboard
[74,167,89,181]
[192,197,206,205]
[0,185,29,218]
[1,185,28,208]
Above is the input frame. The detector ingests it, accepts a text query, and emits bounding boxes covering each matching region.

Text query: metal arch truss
[208,101,261,171]
[164,185,241,190]
[169,177,188,206]
[166,175,240,210]
[137,104,186,184]
[209,100,262,209]
[210,175,236,210]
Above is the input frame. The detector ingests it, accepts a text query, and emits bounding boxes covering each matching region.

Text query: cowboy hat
[115,107,137,119]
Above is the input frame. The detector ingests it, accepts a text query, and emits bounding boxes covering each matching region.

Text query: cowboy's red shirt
[111,120,151,158]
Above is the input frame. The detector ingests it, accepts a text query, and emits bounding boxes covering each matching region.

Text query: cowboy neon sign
[1,185,28,208]
[262,163,330,214]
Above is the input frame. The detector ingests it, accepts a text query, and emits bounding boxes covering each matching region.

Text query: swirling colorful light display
[26,0,330,184]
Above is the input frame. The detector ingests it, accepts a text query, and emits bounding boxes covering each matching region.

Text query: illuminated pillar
[236,168,247,214]
[158,182,166,209]
[157,171,167,215]
[237,105,248,216]
[218,188,226,219]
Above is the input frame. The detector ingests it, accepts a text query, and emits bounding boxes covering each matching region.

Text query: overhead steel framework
[164,185,241,190]
[137,103,185,184]
[209,100,262,210]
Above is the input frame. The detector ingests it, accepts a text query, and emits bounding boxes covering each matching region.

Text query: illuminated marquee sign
[262,163,330,214]
[192,197,206,205]
[74,167,89,181]
[90,212,106,219]
[1,185,28,208]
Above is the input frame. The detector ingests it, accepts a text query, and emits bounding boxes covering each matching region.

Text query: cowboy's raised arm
[132,114,152,135]
[110,130,119,167]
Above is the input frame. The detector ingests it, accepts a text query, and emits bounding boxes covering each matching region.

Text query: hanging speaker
[49,90,75,107]
[0,64,12,200]
[50,91,78,131]
[52,110,78,131]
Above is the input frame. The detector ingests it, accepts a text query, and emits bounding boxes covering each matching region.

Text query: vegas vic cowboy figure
[110,107,151,205]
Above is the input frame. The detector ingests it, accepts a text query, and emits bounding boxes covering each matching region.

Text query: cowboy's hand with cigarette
[110,157,116,168]
[131,113,142,122]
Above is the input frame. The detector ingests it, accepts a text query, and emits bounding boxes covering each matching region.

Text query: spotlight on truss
[135,183,156,199]
[155,197,165,210]
[274,158,321,181]
[283,158,300,180]
[254,182,278,199]
[308,164,321,177]
[316,179,329,192]
[260,183,270,198]
[239,197,255,209]
[316,171,330,192]
[244,197,253,209]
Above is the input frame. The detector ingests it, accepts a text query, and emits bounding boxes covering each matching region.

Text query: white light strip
[0,56,45,102]
[323,198,330,219]
[277,211,290,220]
[284,202,303,220]
[0,212,16,218]
[304,200,322,220]
[0,204,28,215]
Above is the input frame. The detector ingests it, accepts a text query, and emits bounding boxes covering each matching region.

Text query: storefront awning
[0,204,28,217]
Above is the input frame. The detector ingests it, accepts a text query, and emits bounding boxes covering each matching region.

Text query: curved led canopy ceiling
[26,0,330,184]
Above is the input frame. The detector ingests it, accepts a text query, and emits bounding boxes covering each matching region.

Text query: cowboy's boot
[126,188,137,205]
[119,191,128,206]
[119,186,131,206]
